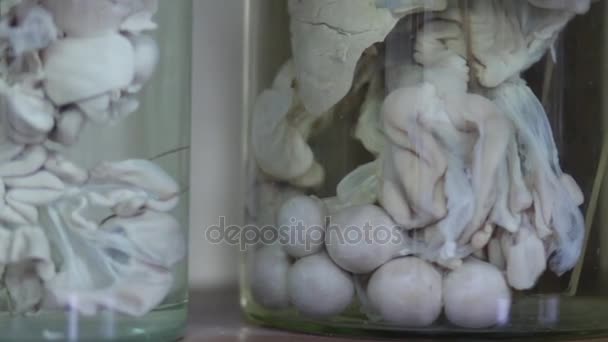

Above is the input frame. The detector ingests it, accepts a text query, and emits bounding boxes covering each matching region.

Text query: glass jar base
[0,301,187,342]
[242,295,608,339]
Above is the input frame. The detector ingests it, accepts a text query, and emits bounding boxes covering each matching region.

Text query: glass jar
[0,1,191,341]
[242,0,608,338]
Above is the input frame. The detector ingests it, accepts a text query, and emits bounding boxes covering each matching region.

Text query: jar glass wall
[0,1,191,341]
[242,0,608,338]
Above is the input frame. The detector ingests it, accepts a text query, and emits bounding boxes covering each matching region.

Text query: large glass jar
[242,0,608,338]
[0,1,191,341]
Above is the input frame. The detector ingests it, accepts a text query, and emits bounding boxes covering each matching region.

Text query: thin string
[148,146,190,161]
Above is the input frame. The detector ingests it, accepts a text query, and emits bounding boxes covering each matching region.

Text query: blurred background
[189,1,243,289]
[189,0,292,289]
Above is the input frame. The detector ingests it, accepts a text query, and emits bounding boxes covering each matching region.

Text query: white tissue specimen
[248,0,592,327]
[288,0,447,115]
[0,0,183,317]
[378,0,586,281]
[251,61,325,187]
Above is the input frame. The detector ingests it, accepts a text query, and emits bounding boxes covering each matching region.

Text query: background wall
[189,0,292,288]
[189,1,244,288]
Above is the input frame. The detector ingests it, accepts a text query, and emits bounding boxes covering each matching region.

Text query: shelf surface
[185,289,605,342]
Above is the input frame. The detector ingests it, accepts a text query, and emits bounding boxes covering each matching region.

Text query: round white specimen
[326,205,402,274]
[444,260,511,328]
[43,34,135,106]
[129,34,160,89]
[277,196,326,258]
[52,108,84,145]
[287,253,354,318]
[505,228,546,290]
[367,257,442,327]
[250,245,291,310]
